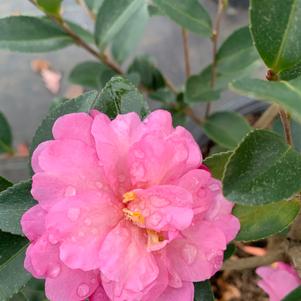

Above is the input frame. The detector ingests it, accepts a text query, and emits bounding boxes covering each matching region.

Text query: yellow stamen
[123,208,145,224]
[147,229,165,248]
[123,191,136,203]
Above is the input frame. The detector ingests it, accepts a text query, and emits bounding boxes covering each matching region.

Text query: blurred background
[0,0,257,182]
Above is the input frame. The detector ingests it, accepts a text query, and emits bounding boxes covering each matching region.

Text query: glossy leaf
[282,286,301,301]
[273,117,301,152]
[153,0,211,36]
[128,56,165,90]
[203,111,251,149]
[84,0,104,14]
[250,0,301,72]
[95,0,144,50]
[224,243,236,261]
[69,61,115,89]
[0,177,12,193]
[194,281,214,301]
[0,231,30,301]
[203,151,232,180]
[0,111,13,154]
[234,200,300,241]
[230,78,301,123]
[0,180,35,235]
[0,16,73,52]
[37,0,62,15]
[112,3,149,64]
[185,27,258,102]
[223,130,301,205]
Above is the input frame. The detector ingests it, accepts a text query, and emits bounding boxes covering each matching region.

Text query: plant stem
[181,28,191,78]
[266,69,293,145]
[222,250,286,271]
[185,107,204,126]
[205,0,226,118]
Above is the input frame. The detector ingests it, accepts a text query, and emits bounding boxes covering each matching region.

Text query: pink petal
[156,282,194,301]
[31,141,52,173]
[46,192,122,271]
[99,221,159,294]
[143,110,173,135]
[41,69,61,95]
[52,112,94,146]
[45,264,99,301]
[21,205,46,241]
[90,285,110,301]
[167,220,227,282]
[128,185,193,233]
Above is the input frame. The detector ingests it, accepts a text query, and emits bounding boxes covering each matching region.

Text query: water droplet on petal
[134,149,145,159]
[77,283,90,298]
[209,184,220,192]
[48,264,61,278]
[150,213,162,226]
[67,208,81,221]
[151,196,170,207]
[181,244,198,265]
[131,163,145,179]
[65,186,76,197]
[84,218,92,226]
[48,233,58,245]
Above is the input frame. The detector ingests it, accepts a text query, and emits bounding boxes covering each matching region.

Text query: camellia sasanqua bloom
[21,110,240,301]
[256,262,301,301]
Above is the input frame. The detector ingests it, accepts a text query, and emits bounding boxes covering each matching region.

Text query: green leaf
[203,112,252,149]
[223,130,301,205]
[224,243,236,261]
[153,0,211,36]
[0,111,13,154]
[194,281,214,301]
[95,0,144,50]
[149,88,176,103]
[37,0,62,15]
[185,27,259,102]
[250,0,301,73]
[273,117,301,152]
[69,61,115,89]
[97,76,150,118]
[0,16,73,52]
[0,231,30,301]
[230,78,301,123]
[128,56,165,90]
[112,3,149,64]
[9,292,28,301]
[203,151,232,180]
[282,286,301,301]
[0,177,12,192]
[31,78,149,157]
[65,20,94,45]
[0,180,35,235]
[234,199,300,241]
[84,0,104,14]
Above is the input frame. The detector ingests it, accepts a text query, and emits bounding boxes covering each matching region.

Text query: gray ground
[0,0,253,182]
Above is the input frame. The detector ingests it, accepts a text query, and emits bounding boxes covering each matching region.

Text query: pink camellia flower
[256,262,301,301]
[21,110,240,301]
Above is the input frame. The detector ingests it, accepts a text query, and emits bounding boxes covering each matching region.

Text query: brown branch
[253,104,279,128]
[205,0,226,118]
[181,28,191,78]
[185,107,204,126]
[279,109,293,145]
[76,0,96,21]
[222,250,286,271]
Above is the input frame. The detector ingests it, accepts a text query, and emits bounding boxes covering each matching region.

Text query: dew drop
[67,208,81,222]
[181,244,198,265]
[77,283,90,298]
[48,233,58,245]
[48,264,61,278]
[150,213,162,226]
[134,149,145,159]
[209,184,219,192]
[84,218,92,226]
[65,186,76,197]
[151,196,170,207]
